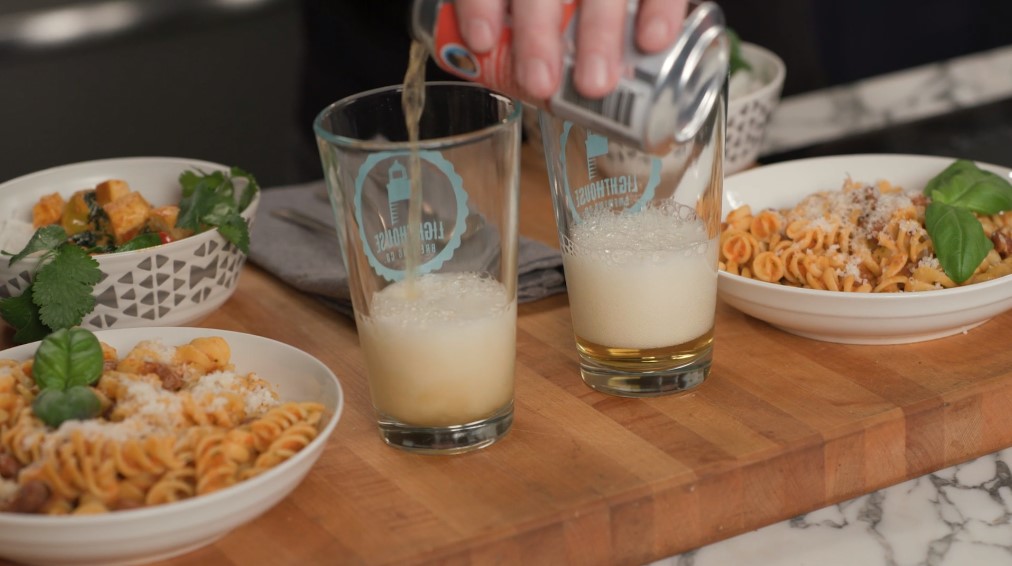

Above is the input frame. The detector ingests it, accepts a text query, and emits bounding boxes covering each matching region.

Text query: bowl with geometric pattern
[725,41,786,175]
[0,157,259,334]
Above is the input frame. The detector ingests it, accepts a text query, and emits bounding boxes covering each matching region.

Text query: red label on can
[432,2,577,97]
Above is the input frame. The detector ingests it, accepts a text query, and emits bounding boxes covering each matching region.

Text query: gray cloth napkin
[248,181,566,315]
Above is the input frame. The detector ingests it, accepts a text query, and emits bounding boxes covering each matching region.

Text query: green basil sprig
[923,159,1012,283]
[30,327,105,427]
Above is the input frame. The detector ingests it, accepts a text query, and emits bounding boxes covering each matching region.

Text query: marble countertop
[651,43,1012,566]
[657,449,1012,566]
[760,44,1012,160]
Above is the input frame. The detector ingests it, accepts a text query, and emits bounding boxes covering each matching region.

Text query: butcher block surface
[3,148,1012,565]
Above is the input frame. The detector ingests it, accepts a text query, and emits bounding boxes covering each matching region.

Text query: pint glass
[315,82,521,453]
[539,89,725,397]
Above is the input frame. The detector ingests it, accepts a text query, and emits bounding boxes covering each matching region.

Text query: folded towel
[249,181,566,315]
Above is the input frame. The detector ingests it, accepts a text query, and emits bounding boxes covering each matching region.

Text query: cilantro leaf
[116,232,162,252]
[32,245,101,331]
[231,166,260,212]
[728,28,752,76]
[0,289,51,344]
[176,168,255,254]
[216,214,251,254]
[7,225,67,267]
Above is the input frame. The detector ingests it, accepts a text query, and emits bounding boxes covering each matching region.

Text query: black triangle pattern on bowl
[0,271,31,300]
[1,242,246,330]
[86,242,244,329]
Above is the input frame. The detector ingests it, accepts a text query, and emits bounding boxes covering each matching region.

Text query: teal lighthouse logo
[386,160,410,225]
[560,121,660,220]
[353,150,470,282]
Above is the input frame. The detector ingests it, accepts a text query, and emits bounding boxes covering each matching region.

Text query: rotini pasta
[0,337,325,515]
[720,178,1012,292]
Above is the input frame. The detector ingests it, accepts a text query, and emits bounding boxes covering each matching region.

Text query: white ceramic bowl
[718,154,1012,344]
[725,42,786,175]
[0,157,260,331]
[0,327,343,566]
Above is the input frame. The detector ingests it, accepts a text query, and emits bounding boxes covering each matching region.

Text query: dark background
[2,0,1011,188]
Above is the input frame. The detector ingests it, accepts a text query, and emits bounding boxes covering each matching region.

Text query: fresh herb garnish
[115,232,163,252]
[923,159,1012,283]
[177,166,260,254]
[728,29,752,76]
[0,231,100,344]
[30,327,104,428]
[0,165,259,343]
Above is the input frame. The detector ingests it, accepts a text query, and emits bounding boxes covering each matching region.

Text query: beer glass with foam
[315,82,521,453]
[539,88,726,397]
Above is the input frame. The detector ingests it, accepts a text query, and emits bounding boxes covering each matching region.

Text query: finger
[454,0,505,53]
[636,0,688,52]
[574,0,627,98]
[511,0,563,100]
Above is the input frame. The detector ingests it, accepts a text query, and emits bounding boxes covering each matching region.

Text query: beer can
[411,0,730,153]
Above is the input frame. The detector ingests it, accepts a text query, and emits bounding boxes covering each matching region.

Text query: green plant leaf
[216,214,250,254]
[231,166,260,212]
[0,289,51,344]
[924,159,1012,214]
[32,327,104,390]
[116,232,162,252]
[176,168,253,254]
[32,245,101,331]
[925,201,994,284]
[31,386,102,428]
[6,225,67,267]
[727,28,752,76]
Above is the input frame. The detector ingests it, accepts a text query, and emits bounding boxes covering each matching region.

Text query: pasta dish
[720,178,1012,292]
[0,336,324,515]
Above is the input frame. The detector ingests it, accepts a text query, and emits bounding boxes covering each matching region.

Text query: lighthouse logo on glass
[560,121,660,222]
[353,150,468,282]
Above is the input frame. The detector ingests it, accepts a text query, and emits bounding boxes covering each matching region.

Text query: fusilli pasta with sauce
[0,337,324,515]
[720,178,1012,292]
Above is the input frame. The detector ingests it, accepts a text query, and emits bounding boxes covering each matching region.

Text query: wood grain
[4,145,1012,565]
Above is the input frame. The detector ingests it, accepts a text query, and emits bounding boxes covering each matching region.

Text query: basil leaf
[925,159,1012,214]
[925,201,994,284]
[32,327,104,390]
[32,386,102,428]
[116,232,162,252]
[7,225,67,267]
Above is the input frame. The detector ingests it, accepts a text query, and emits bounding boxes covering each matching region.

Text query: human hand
[454,0,689,100]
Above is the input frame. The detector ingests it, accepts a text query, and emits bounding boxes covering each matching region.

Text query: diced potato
[32,192,65,228]
[147,205,179,233]
[103,191,152,244]
[95,179,131,206]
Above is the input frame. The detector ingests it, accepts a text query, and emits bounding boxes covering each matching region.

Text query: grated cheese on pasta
[719,177,1012,292]
[0,336,325,515]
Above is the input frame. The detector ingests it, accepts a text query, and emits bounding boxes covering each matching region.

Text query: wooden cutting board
[170,279,1012,566]
[4,147,1012,565]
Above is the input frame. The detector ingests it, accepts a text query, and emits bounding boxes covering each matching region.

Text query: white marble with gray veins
[652,449,1012,566]
[761,44,1012,157]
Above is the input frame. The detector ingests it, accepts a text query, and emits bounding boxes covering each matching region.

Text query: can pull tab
[646,1,729,150]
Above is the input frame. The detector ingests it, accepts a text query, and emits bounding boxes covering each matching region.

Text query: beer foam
[563,204,710,261]
[369,272,513,323]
